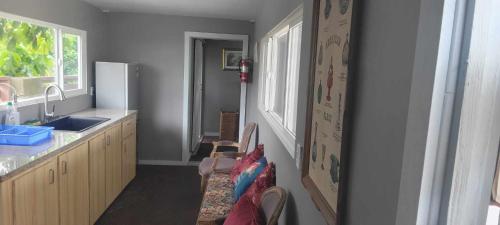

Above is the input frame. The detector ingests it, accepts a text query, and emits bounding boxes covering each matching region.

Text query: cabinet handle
[49,169,55,184]
[61,161,67,175]
[107,135,111,146]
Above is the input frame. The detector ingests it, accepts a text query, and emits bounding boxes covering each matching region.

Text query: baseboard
[203,132,220,137]
[138,160,195,166]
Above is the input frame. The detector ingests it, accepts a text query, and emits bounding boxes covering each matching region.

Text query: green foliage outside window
[0,17,80,78]
[63,34,78,76]
[0,18,55,77]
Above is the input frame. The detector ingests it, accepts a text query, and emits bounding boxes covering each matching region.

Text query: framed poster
[222,48,242,70]
[301,0,360,224]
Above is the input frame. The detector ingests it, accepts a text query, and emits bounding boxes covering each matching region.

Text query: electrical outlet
[296,143,303,170]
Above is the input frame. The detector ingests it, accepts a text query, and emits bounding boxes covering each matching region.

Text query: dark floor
[189,143,239,162]
[95,165,202,225]
[189,143,213,162]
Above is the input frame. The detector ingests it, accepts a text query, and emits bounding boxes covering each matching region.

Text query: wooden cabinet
[122,118,137,187]
[122,115,136,139]
[11,159,58,225]
[89,133,106,224]
[105,124,122,207]
[59,142,90,225]
[0,113,138,225]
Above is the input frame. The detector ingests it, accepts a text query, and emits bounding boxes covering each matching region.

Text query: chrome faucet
[0,83,18,104]
[44,84,66,120]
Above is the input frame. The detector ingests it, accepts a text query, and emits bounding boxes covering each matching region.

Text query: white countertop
[0,108,137,181]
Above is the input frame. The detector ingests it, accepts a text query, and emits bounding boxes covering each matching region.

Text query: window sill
[0,89,88,111]
[258,107,296,157]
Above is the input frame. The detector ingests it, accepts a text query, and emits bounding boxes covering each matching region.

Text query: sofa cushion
[234,157,267,201]
[199,157,237,176]
[223,195,264,225]
[245,163,276,206]
[197,173,235,225]
[230,145,264,183]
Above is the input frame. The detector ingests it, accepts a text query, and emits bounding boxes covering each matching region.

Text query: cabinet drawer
[122,116,137,138]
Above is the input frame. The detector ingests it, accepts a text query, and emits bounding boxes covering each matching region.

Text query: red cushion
[244,163,276,206]
[223,195,264,225]
[230,145,264,183]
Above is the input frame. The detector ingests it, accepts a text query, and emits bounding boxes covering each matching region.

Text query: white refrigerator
[96,62,140,110]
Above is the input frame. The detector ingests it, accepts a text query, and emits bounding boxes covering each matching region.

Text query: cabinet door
[122,133,136,187]
[105,124,122,207]
[12,160,58,225]
[59,143,90,225]
[89,133,106,224]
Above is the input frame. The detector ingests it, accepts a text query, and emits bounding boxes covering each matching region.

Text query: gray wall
[248,1,327,225]
[202,39,241,134]
[106,13,253,161]
[0,0,109,122]
[247,0,443,225]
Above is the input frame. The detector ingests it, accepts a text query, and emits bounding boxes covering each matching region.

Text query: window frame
[258,5,303,157]
[0,11,88,108]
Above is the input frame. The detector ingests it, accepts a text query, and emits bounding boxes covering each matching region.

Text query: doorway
[182,32,249,163]
[189,39,243,161]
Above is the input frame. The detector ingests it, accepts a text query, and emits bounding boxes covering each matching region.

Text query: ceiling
[82,0,263,21]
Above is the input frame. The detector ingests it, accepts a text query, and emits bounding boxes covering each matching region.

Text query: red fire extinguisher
[239,59,251,83]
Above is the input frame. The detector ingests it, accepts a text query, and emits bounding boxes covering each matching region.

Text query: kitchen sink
[42,116,110,132]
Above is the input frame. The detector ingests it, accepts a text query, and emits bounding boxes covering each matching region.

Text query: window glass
[0,17,56,102]
[62,33,80,91]
[271,31,289,119]
[257,6,302,156]
[0,13,86,105]
[285,22,302,134]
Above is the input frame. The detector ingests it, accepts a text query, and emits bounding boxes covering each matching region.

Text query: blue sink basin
[42,116,110,132]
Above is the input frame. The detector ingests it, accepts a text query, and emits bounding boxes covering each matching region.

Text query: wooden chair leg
[200,174,208,193]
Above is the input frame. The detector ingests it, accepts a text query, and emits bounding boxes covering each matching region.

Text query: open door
[191,39,204,153]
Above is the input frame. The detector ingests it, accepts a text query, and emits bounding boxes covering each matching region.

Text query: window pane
[62,33,80,91]
[0,17,56,103]
[285,23,302,134]
[264,38,273,111]
[271,32,288,119]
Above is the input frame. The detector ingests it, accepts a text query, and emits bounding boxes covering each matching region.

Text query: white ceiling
[82,0,263,21]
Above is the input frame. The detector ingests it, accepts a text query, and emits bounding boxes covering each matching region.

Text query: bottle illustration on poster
[330,154,340,184]
[321,145,327,170]
[317,80,323,104]
[335,93,342,132]
[324,0,332,19]
[342,33,350,65]
[339,0,350,15]
[318,42,324,65]
[312,122,318,162]
[326,57,334,101]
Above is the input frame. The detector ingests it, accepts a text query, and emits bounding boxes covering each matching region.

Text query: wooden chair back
[260,187,287,225]
[238,122,256,154]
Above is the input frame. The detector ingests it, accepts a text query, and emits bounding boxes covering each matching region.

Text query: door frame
[182,32,249,162]
[191,39,205,154]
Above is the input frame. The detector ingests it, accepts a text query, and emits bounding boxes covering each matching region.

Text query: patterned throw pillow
[244,162,276,206]
[223,195,264,225]
[230,145,264,183]
[234,157,268,202]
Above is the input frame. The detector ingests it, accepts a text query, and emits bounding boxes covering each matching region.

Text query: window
[0,11,87,106]
[258,6,303,156]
